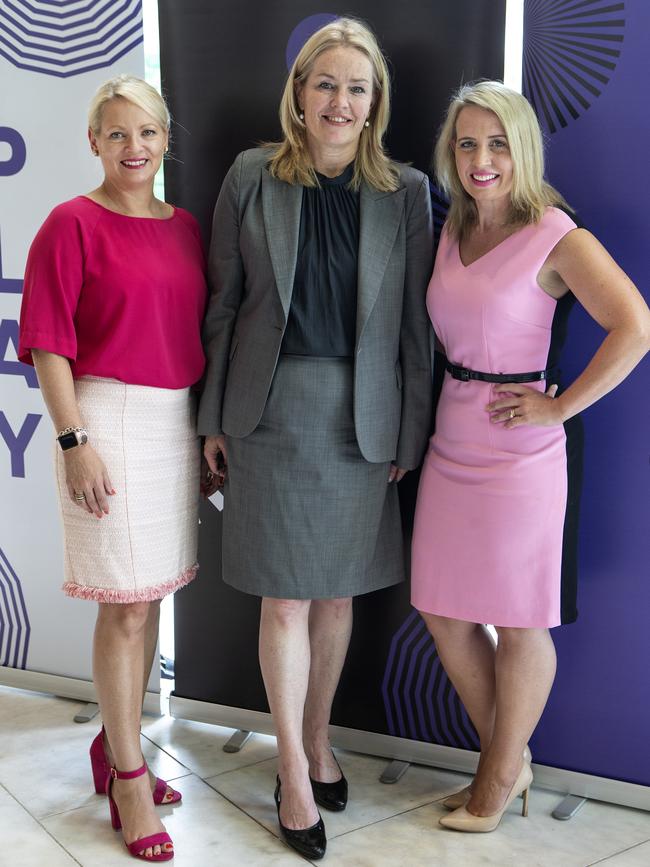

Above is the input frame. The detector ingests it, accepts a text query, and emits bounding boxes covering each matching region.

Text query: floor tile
[205,750,469,839]
[591,840,650,866]
[324,787,650,867]
[141,714,278,778]
[0,687,189,819]
[0,783,78,866]
[42,773,304,866]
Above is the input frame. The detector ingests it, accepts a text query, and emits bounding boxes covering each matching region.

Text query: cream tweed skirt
[56,377,200,603]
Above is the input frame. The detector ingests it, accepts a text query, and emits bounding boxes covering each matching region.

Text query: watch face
[58,432,79,450]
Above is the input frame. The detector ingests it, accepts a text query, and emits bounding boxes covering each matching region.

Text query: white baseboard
[169,695,650,813]
[0,667,161,716]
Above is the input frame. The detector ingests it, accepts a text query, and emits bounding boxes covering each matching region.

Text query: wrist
[57,427,88,451]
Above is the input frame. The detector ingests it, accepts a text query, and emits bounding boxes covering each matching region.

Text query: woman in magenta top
[19,75,209,862]
[411,81,650,834]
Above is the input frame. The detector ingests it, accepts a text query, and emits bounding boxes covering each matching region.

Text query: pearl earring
[299,112,304,121]
[364,120,370,128]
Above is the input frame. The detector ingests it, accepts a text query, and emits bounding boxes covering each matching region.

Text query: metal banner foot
[74,702,100,723]
[223,729,253,753]
[380,759,411,784]
[552,794,587,820]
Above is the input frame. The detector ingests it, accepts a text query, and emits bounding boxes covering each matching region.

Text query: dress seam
[119,382,137,590]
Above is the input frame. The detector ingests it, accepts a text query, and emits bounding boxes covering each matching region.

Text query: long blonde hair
[434,80,569,238]
[267,17,399,192]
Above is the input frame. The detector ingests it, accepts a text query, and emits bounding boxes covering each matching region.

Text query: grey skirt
[222,355,404,599]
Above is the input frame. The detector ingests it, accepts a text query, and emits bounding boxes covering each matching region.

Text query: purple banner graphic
[524,0,625,134]
[0,232,23,294]
[0,547,31,669]
[524,0,650,787]
[0,0,143,77]
[382,610,478,749]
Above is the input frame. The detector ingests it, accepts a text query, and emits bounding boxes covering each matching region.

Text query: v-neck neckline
[457,223,530,268]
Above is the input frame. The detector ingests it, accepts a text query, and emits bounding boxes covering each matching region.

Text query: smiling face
[296,45,374,172]
[454,104,514,214]
[88,97,167,191]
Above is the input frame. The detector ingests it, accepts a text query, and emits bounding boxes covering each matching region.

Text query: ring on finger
[509,409,516,420]
[74,492,86,501]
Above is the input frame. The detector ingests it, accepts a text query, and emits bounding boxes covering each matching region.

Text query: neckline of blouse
[315,162,355,187]
[80,195,178,221]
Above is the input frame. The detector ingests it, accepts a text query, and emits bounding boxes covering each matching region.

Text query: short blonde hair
[267,17,399,192]
[434,80,569,237]
[88,74,170,134]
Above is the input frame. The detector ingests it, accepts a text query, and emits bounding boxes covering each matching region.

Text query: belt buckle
[459,367,470,381]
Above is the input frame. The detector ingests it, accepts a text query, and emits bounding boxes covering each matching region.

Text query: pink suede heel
[107,763,174,862]
[90,729,182,804]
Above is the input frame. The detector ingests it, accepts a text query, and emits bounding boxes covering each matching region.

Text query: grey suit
[198,147,433,471]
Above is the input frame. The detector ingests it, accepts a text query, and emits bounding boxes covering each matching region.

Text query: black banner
[160,1,505,743]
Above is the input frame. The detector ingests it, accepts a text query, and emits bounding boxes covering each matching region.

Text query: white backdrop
[0,1,146,687]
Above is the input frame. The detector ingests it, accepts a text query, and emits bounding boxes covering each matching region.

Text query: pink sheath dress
[411,207,581,628]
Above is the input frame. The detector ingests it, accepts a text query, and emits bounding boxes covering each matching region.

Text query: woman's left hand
[486,383,563,428]
[200,454,220,498]
[389,465,408,483]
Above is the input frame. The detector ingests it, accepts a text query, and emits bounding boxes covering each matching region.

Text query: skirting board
[0,667,161,716]
[170,695,650,813]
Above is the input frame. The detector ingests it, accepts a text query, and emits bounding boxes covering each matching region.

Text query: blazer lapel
[262,168,303,319]
[357,183,407,342]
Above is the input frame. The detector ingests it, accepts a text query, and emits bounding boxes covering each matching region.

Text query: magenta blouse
[19,196,207,389]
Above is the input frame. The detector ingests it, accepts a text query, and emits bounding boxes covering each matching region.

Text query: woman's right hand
[204,435,227,487]
[64,444,115,518]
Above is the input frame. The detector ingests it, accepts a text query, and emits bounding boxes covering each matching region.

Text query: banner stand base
[223,730,253,753]
[552,794,588,821]
[169,695,650,814]
[379,760,411,784]
[73,702,100,724]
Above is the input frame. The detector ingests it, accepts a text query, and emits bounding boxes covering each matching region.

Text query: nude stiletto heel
[442,745,532,811]
[439,761,533,833]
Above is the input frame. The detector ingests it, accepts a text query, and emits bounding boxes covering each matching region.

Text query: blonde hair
[267,17,399,192]
[434,80,569,238]
[88,74,170,134]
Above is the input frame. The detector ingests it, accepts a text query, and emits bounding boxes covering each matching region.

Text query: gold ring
[509,409,516,420]
[74,493,86,501]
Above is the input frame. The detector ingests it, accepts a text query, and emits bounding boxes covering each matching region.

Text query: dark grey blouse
[281,163,359,357]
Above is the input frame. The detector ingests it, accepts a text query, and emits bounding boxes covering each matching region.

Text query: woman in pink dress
[411,80,650,833]
[19,76,211,861]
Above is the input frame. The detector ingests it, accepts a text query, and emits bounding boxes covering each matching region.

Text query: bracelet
[56,426,86,438]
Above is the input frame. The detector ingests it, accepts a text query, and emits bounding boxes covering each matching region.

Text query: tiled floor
[1,685,648,866]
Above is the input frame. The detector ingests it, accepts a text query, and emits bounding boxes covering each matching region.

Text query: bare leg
[93,602,170,858]
[419,613,497,752]
[467,626,556,816]
[259,597,318,830]
[302,597,353,782]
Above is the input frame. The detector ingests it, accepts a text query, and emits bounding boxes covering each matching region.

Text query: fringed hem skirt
[222,355,404,599]
[56,377,200,603]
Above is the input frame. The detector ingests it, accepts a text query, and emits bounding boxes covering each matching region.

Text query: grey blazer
[198,147,433,470]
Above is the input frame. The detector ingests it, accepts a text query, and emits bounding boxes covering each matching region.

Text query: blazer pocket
[395,362,403,390]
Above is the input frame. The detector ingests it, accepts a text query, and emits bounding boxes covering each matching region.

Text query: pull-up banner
[0,1,144,683]
[521,0,650,787]
[161,0,504,745]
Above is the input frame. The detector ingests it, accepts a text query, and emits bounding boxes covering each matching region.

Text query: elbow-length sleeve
[18,204,86,366]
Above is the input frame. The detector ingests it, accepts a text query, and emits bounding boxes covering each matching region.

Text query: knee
[419,611,468,642]
[494,626,548,651]
[313,597,352,620]
[262,598,310,629]
[98,601,151,638]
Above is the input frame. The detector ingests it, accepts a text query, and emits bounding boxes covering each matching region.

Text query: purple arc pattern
[0,547,31,670]
[285,13,338,71]
[382,610,479,749]
[0,0,143,78]
[523,0,625,134]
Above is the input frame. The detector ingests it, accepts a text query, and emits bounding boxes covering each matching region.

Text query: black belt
[445,361,554,384]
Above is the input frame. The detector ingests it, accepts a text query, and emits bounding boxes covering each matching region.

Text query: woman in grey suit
[200,18,432,860]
